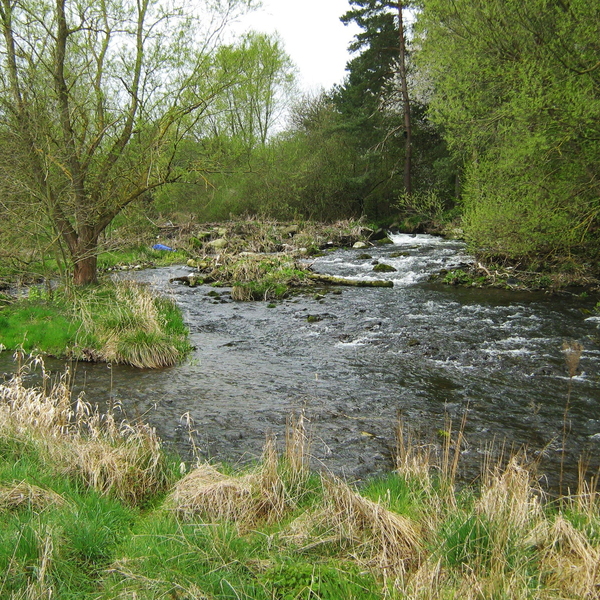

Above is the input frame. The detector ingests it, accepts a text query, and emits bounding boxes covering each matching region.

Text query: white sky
[232,0,360,92]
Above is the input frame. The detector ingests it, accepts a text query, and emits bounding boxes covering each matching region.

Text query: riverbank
[0,281,190,368]
[433,261,600,296]
[0,219,386,364]
[1,361,598,599]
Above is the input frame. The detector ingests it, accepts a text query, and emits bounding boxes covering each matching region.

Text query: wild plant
[0,355,174,505]
[560,339,584,496]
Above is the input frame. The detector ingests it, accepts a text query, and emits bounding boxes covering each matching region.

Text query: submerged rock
[373,263,397,273]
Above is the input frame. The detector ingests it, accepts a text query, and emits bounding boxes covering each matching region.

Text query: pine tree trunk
[398,1,412,195]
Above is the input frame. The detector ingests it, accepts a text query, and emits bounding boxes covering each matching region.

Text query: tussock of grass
[0,481,66,512]
[0,358,175,505]
[169,417,312,526]
[289,476,423,577]
[75,280,190,368]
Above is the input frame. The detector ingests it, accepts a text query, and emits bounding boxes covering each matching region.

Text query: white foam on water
[336,336,373,347]
[388,232,450,246]
[427,358,477,372]
[391,272,428,286]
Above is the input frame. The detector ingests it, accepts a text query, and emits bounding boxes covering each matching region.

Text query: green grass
[98,245,189,270]
[0,281,191,367]
[1,406,600,599]
[0,298,81,355]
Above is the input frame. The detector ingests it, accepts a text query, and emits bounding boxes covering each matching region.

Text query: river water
[2,234,599,489]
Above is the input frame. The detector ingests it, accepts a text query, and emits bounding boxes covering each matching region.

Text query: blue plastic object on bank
[152,244,175,252]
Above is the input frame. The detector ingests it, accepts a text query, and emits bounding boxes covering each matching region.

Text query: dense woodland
[0,0,599,284]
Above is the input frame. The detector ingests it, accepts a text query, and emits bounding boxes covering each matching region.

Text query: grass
[1,361,599,599]
[0,300,80,356]
[97,245,189,271]
[0,281,191,368]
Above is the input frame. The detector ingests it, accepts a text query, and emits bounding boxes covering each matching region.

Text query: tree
[0,0,252,285]
[207,32,296,155]
[416,0,600,262]
[340,0,413,196]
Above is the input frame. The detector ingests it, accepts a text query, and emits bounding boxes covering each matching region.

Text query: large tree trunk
[70,228,99,285]
[398,1,412,195]
[73,254,98,285]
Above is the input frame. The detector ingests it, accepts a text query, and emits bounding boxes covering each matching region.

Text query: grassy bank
[1,361,599,599]
[0,281,190,368]
[435,263,600,294]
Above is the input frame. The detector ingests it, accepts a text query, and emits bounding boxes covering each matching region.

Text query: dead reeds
[318,476,422,575]
[0,482,66,513]
[0,356,172,505]
[75,280,186,368]
[168,414,312,527]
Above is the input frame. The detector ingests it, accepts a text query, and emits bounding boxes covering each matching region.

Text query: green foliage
[259,560,380,600]
[442,269,472,286]
[61,494,135,569]
[395,189,445,221]
[440,515,492,569]
[417,0,600,263]
[360,472,416,516]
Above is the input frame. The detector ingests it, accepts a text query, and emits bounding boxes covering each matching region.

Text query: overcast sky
[232,0,360,92]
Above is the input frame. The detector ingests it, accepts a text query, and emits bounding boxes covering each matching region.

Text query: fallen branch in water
[306,273,393,288]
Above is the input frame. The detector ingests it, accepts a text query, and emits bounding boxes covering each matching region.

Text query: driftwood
[171,273,393,289]
[306,273,393,288]
[170,275,214,286]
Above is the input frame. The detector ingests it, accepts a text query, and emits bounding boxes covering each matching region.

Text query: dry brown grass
[75,281,184,368]
[535,514,600,598]
[321,476,422,575]
[0,482,66,513]
[168,415,312,527]
[0,357,172,505]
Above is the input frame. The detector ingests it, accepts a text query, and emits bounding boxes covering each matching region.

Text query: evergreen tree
[335,0,452,220]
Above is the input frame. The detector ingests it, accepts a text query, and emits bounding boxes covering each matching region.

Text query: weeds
[0,356,176,505]
[560,340,584,496]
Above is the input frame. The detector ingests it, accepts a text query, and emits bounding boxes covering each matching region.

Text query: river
[2,233,599,490]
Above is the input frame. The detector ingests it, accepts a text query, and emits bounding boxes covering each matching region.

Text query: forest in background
[0,0,599,285]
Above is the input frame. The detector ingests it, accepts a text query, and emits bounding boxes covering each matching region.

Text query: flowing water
[2,233,600,488]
